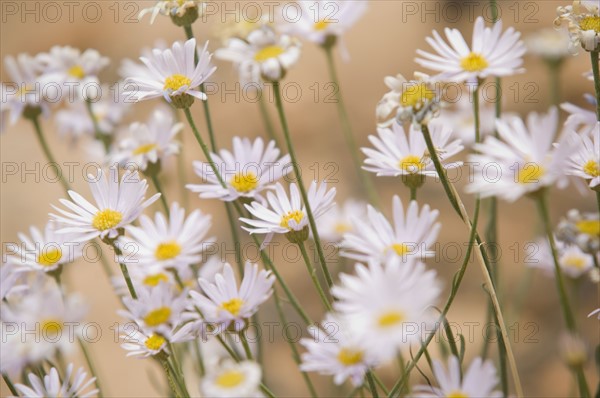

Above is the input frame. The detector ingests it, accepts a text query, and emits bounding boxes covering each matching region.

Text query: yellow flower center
[155,241,182,261]
[229,171,259,193]
[133,143,158,155]
[254,45,285,62]
[377,310,405,328]
[583,160,600,177]
[447,391,469,398]
[163,74,191,92]
[334,222,352,234]
[399,155,425,173]
[314,20,330,31]
[337,348,364,366]
[41,319,63,338]
[215,370,245,388]
[144,307,172,327]
[517,164,545,184]
[92,209,123,231]
[576,220,600,236]
[220,298,244,316]
[562,255,588,270]
[68,65,85,79]
[280,210,305,228]
[400,83,435,109]
[144,334,166,351]
[580,16,600,33]
[37,248,62,267]
[143,273,170,287]
[460,52,489,72]
[389,243,411,256]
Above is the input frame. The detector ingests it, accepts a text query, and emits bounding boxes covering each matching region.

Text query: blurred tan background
[1,1,598,396]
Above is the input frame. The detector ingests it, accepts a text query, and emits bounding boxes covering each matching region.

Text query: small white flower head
[215,15,272,44]
[50,167,160,242]
[112,106,182,171]
[556,209,599,254]
[190,262,274,331]
[300,313,377,387]
[1,54,52,128]
[529,236,595,279]
[215,25,301,84]
[200,360,262,398]
[119,321,194,359]
[36,46,109,101]
[124,39,216,109]
[466,107,572,202]
[278,0,367,52]
[563,125,600,188]
[525,28,571,61]
[240,181,336,244]
[559,333,588,367]
[341,196,440,263]
[562,94,597,136]
[376,73,441,128]
[139,0,205,25]
[118,202,213,272]
[317,199,367,243]
[15,364,98,398]
[555,0,600,52]
[119,283,189,335]
[8,221,82,273]
[187,137,291,202]
[412,356,501,398]
[332,258,441,362]
[416,16,526,84]
[362,120,463,180]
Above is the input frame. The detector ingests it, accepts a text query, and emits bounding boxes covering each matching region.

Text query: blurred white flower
[525,28,571,61]
[563,126,600,188]
[317,199,366,243]
[200,360,262,398]
[15,364,98,398]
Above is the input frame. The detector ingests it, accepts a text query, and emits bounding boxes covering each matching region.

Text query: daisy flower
[124,39,216,109]
[300,313,377,387]
[119,283,189,335]
[465,108,572,202]
[332,259,441,362]
[528,236,596,278]
[556,209,599,254]
[189,262,274,331]
[317,199,367,243]
[187,137,291,202]
[112,106,182,171]
[415,16,526,83]
[118,202,213,271]
[15,364,98,398]
[376,73,440,127]
[139,0,205,25]
[555,1,600,52]
[240,181,336,244]
[561,94,598,135]
[8,221,82,274]
[340,196,440,263]
[525,28,571,61]
[50,167,160,242]
[200,360,262,398]
[215,26,301,84]
[412,356,501,398]
[563,126,600,188]
[362,121,463,179]
[119,321,194,358]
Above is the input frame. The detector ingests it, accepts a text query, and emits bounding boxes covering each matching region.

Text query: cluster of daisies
[1,0,599,397]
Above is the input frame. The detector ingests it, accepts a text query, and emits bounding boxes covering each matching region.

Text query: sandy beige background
[1,1,599,396]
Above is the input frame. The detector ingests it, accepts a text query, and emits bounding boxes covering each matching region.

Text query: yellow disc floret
[583,160,600,178]
[37,248,63,267]
[215,370,245,388]
[400,83,435,109]
[580,16,600,33]
[230,172,259,193]
[144,307,172,327]
[144,334,166,351]
[254,46,285,62]
[220,298,244,316]
[460,52,489,72]
[280,210,305,229]
[92,209,123,231]
[337,348,364,366]
[155,241,182,261]
[164,74,192,92]
[377,310,405,328]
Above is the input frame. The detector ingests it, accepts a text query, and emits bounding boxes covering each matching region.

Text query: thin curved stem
[365,371,380,398]
[111,243,137,299]
[78,338,104,398]
[590,51,600,121]
[239,331,254,360]
[3,373,18,396]
[30,116,71,192]
[298,241,332,311]
[258,93,279,146]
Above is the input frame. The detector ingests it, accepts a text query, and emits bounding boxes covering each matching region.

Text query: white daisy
[215,25,301,84]
[300,313,377,387]
[362,120,463,178]
[15,364,98,398]
[187,137,291,202]
[119,321,194,358]
[528,237,596,278]
[564,126,600,188]
[555,1,600,52]
[340,196,440,263]
[556,209,599,254]
[317,199,367,243]
[466,107,572,201]
[332,259,441,362]
[415,16,526,83]
[240,181,336,244]
[8,221,82,274]
[189,262,274,331]
[376,73,440,127]
[412,356,501,398]
[118,202,213,271]
[139,0,205,25]
[200,360,262,398]
[562,94,598,135]
[50,167,160,242]
[112,106,182,171]
[124,39,216,109]
[525,28,571,61]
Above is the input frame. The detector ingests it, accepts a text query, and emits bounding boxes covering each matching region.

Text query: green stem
[548,60,563,107]
[409,187,417,201]
[2,373,18,396]
[323,45,379,206]
[151,174,170,216]
[85,99,111,152]
[596,190,600,215]
[30,116,71,192]
[78,338,104,398]
[590,51,600,121]
[298,241,332,311]
[167,342,190,397]
[365,371,379,398]
[225,203,244,275]
[160,358,182,397]
[272,81,334,288]
[111,243,137,299]
[239,331,254,360]
[258,93,279,147]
